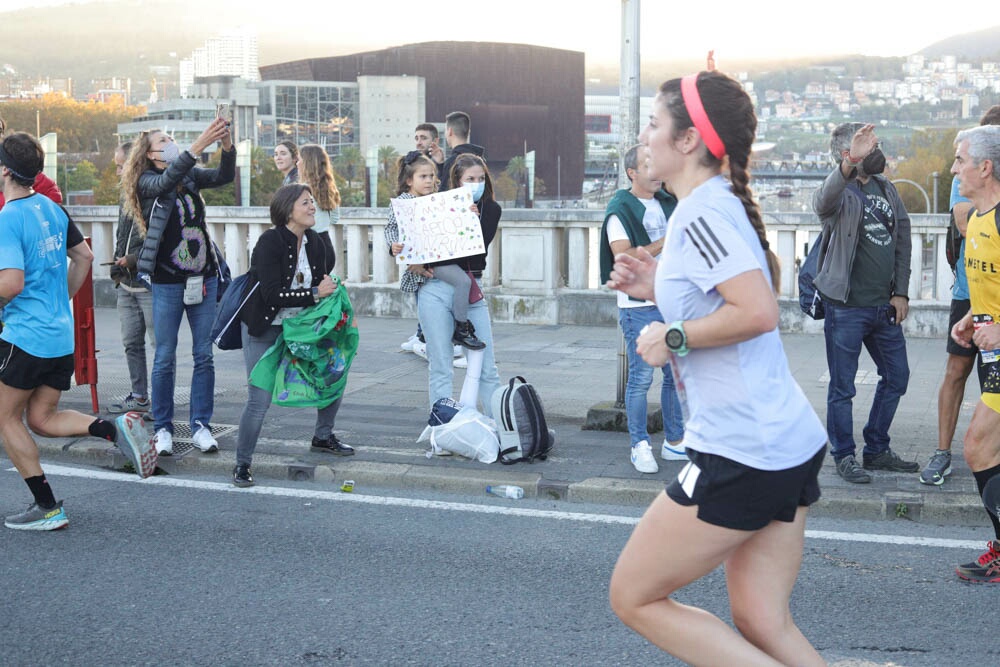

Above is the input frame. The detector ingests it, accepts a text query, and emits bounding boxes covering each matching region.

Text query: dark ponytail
[660,72,780,290]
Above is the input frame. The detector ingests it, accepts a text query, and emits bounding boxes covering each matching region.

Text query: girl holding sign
[386,151,501,414]
[387,151,485,350]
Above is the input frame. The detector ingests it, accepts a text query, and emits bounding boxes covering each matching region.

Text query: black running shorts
[947,299,978,358]
[666,445,826,531]
[0,340,75,391]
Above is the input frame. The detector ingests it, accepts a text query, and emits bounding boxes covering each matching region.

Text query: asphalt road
[0,464,995,667]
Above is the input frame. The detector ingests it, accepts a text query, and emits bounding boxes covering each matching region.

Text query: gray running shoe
[108,394,150,414]
[863,448,920,473]
[836,455,872,484]
[5,501,68,531]
[919,450,952,486]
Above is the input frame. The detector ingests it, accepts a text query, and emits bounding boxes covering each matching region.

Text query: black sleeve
[60,205,85,249]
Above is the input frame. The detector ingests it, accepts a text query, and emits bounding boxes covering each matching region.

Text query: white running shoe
[401,334,421,352]
[154,428,173,456]
[630,440,659,474]
[453,344,463,358]
[661,440,687,461]
[453,354,468,368]
[412,342,428,360]
[191,421,219,453]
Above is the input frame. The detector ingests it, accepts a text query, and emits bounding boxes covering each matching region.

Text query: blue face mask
[157,141,180,164]
[466,181,486,202]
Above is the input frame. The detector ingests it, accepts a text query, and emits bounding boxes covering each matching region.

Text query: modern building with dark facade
[260,41,585,198]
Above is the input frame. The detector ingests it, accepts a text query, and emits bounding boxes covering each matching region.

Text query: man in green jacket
[600,144,684,474]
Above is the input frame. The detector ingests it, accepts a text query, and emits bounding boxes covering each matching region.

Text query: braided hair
[659,71,779,290]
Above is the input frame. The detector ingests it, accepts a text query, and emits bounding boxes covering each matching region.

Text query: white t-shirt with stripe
[654,175,826,470]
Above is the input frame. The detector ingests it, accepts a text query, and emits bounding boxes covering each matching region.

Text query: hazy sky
[5,0,1000,62]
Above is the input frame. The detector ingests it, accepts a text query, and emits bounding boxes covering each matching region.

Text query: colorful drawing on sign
[391,186,486,265]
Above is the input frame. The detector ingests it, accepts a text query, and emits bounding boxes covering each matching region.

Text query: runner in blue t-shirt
[0,132,156,531]
[606,72,826,665]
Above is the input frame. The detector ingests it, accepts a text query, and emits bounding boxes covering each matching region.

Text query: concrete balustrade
[68,205,953,335]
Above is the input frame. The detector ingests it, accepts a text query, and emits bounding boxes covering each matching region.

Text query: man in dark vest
[600,144,684,474]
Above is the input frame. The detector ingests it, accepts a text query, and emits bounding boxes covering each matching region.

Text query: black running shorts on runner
[0,340,75,391]
[666,446,826,531]
[947,299,978,358]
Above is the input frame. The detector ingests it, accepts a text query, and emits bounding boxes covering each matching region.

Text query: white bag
[417,406,499,463]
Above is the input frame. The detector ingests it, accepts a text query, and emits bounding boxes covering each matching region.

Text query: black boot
[311,434,355,456]
[452,320,486,350]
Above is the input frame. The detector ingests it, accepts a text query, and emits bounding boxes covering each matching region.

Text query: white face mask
[157,141,180,164]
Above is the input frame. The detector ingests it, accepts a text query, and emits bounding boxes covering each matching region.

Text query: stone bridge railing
[68,206,953,336]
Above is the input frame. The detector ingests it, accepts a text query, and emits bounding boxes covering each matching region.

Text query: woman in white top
[297,143,340,268]
[607,70,827,666]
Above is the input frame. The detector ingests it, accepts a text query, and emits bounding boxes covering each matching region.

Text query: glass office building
[254,80,359,157]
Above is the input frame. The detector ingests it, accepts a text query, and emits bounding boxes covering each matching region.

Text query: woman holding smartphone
[121,117,235,457]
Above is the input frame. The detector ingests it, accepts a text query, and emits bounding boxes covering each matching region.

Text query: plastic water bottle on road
[486,485,524,499]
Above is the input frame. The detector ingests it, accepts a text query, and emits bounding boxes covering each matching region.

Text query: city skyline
[3,0,1000,63]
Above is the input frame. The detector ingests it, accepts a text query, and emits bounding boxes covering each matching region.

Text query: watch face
[666,328,684,350]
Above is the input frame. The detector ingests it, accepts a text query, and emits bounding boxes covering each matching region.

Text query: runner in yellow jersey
[950,124,1000,582]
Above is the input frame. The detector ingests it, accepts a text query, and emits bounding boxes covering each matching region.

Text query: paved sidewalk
[14,307,988,525]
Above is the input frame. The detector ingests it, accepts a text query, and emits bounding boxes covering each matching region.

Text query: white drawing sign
[391,187,485,266]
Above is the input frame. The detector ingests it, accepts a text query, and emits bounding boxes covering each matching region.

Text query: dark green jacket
[599,187,677,284]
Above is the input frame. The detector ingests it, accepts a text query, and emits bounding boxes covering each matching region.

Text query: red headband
[681,74,726,160]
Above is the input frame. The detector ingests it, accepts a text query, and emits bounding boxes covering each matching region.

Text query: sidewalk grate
[167,422,239,458]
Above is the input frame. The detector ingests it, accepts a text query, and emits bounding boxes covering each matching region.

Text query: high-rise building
[180,28,259,97]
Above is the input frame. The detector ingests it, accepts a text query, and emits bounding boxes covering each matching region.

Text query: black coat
[240,225,334,337]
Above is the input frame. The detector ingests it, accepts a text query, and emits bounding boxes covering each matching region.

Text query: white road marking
[15,465,985,549]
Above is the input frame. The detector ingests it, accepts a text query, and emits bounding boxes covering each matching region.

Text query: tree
[57,159,99,193]
[0,94,143,170]
[93,162,120,205]
[505,156,527,205]
[378,145,399,180]
[247,145,284,206]
[334,147,365,191]
[891,129,955,214]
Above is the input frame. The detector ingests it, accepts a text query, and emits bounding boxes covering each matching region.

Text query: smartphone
[216,103,232,126]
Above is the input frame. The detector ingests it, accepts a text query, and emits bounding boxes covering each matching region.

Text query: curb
[30,440,990,525]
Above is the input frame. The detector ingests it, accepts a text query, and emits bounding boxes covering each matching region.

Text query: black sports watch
[665,321,689,357]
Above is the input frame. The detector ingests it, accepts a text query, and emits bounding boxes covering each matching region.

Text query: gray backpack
[491,376,555,464]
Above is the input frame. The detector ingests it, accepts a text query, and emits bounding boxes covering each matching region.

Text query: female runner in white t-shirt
[607,70,828,666]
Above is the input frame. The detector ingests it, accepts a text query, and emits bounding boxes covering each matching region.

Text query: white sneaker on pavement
[191,421,219,453]
[154,428,173,456]
[401,334,420,352]
[412,342,428,360]
[631,440,659,474]
[453,354,468,368]
[661,440,687,461]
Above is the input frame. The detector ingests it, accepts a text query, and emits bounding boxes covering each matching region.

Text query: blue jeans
[823,302,909,460]
[619,305,685,445]
[150,277,218,433]
[417,277,501,416]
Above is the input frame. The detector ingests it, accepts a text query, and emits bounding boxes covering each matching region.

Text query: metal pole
[615,0,641,409]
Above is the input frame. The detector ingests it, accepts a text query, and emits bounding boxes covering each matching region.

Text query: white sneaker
[412,342,428,360]
[453,354,468,368]
[661,440,687,461]
[401,334,420,352]
[191,421,219,453]
[452,344,463,358]
[154,428,173,456]
[630,440,659,473]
